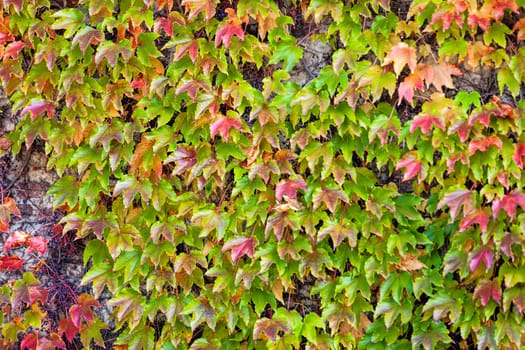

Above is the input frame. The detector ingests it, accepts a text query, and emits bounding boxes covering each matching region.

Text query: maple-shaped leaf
[21,332,38,350]
[383,42,417,76]
[313,187,350,213]
[512,143,525,169]
[430,9,463,30]
[448,120,471,143]
[94,40,133,68]
[275,179,307,201]
[470,246,494,273]
[71,26,103,54]
[410,114,445,135]
[395,253,427,272]
[154,12,185,37]
[253,317,289,341]
[265,212,296,241]
[318,219,357,248]
[473,279,502,306]
[27,236,49,255]
[0,254,24,270]
[488,0,519,19]
[221,236,257,263]
[210,114,242,141]
[69,294,100,328]
[181,0,216,20]
[0,197,21,232]
[20,100,55,121]
[425,62,462,91]
[215,8,245,48]
[3,41,27,60]
[459,209,490,233]
[58,318,79,342]
[492,191,525,219]
[437,189,474,221]
[175,78,205,101]
[395,151,424,182]
[468,135,503,156]
[398,72,424,106]
[3,230,30,251]
[500,232,521,261]
[113,175,153,208]
[513,18,525,41]
[174,38,199,63]
[164,147,197,175]
[28,286,48,304]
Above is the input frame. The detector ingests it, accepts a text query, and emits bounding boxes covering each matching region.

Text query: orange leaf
[383,42,417,76]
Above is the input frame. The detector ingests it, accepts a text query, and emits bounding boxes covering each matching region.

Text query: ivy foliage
[2,0,525,348]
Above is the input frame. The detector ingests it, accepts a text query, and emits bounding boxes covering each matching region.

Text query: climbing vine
[1,0,525,348]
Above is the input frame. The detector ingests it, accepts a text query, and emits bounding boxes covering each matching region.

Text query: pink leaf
[500,232,520,261]
[276,179,307,201]
[437,189,474,221]
[4,230,30,252]
[459,209,490,233]
[470,246,494,273]
[21,332,38,350]
[410,114,445,135]
[221,236,257,263]
[492,191,525,219]
[3,41,27,60]
[448,120,471,143]
[512,143,525,169]
[468,135,502,156]
[395,151,423,182]
[28,286,48,304]
[21,100,55,121]
[473,279,501,306]
[69,294,99,328]
[27,236,49,255]
[214,8,244,48]
[210,115,242,141]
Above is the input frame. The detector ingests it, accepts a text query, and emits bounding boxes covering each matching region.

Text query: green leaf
[269,38,303,72]
[51,8,84,38]
[47,176,79,209]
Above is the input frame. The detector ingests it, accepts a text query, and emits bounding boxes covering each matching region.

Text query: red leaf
[21,100,55,121]
[0,31,15,46]
[512,143,525,169]
[210,115,242,141]
[398,72,423,105]
[21,332,38,350]
[175,79,205,101]
[488,0,519,19]
[0,255,24,270]
[0,197,21,232]
[473,279,501,306]
[383,42,417,76]
[395,151,423,182]
[430,9,463,30]
[459,209,490,233]
[470,246,494,273]
[276,179,307,201]
[58,318,79,342]
[27,236,49,255]
[130,77,146,89]
[181,0,216,21]
[492,191,525,219]
[4,230,31,252]
[468,135,502,156]
[410,114,445,135]
[221,236,257,263]
[3,41,27,60]
[437,189,474,221]
[469,110,491,128]
[69,294,99,328]
[214,8,244,48]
